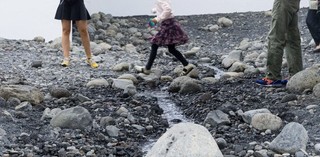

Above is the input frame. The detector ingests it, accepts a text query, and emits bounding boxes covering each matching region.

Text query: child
[55,0,98,68]
[139,0,194,75]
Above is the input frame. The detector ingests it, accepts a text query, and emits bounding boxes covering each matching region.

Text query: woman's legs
[76,20,98,68]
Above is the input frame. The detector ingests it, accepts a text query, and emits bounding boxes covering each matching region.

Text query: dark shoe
[141,68,151,75]
[256,77,285,87]
[313,48,320,53]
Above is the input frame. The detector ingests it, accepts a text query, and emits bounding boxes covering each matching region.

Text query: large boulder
[269,122,308,154]
[146,123,223,157]
[286,67,320,93]
[0,85,44,105]
[50,106,92,130]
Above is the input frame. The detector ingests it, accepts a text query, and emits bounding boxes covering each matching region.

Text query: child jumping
[55,0,98,68]
[138,0,194,75]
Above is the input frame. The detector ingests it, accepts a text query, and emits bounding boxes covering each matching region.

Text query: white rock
[146,123,223,157]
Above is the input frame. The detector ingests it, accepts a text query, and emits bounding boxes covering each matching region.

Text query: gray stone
[50,106,92,130]
[31,60,42,68]
[204,110,230,127]
[86,78,109,88]
[269,122,308,154]
[241,108,270,124]
[6,97,21,107]
[100,116,115,128]
[106,125,120,137]
[0,97,6,107]
[315,143,320,155]
[281,94,298,103]
[15,102,33,111]
[50,87,72,99]
[251,113,282,131]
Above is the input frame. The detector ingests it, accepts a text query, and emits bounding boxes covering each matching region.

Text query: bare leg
[61,20,71,59]
[76,20,92,58]
[75,20,98,68]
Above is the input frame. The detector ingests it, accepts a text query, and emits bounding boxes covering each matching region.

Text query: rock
[86,78,109,88]
[168,76,202,94]
[146,123,223,157]
[238,38,251,50]
[31,60,42,68]
[49,37,62,49]
[315,143,320,155]
[269,122,308,154]
[228,61,246,72]
[184,47,200,57]
[112,62,130,72]
[6,97,21,107]
[106,125,120,137]
[241,108,271,124]
[100,116,115,128]
[117,74,138,84]
[201,77,219,84]
[204,110,230,127]
[251,113,282,131]
[124,44,137,53]
[112,79,134,90]
[313,83,320,98]
[215,138,227,149]
[218,17,233,27]
[33,36,45,42]
[41,108,62,121]
[222,50,242,68]
[50,87,72,99]
[286,67,320,93]
[15,102,33,111]
[0,85,44,105]
[0,97,6,107]
[281,94,298,103]
[50,106,92,130]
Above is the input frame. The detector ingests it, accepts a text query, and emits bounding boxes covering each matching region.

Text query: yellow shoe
[61,58,70,67]
[86,58,98,68]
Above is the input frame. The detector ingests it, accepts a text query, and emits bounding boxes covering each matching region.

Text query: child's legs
[146,44,159,70]
[76,20,92,58]
[168,45,188,66]
[61,20,71,59]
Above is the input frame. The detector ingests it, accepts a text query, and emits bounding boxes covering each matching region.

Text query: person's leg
[286,6,303,76]
[75,20,98,68]
[61,20,72,66]
[145,44,159,70]
[306,10,320,47]
[167,45,189,66]
[266,0,290,80]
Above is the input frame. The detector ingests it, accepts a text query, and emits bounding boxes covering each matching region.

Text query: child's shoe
[61,58,70,67]
[141,68,151,75]
[180,64,195,76]
[255,77,285,87]
[134,65,151,75]
[86,58,98,68]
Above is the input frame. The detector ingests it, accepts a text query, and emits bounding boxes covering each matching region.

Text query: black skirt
[55,0,91,20]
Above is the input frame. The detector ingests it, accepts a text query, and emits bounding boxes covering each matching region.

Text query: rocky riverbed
[0,8,320,157]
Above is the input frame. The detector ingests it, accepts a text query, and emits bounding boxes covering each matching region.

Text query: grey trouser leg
[266,0,302,80]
